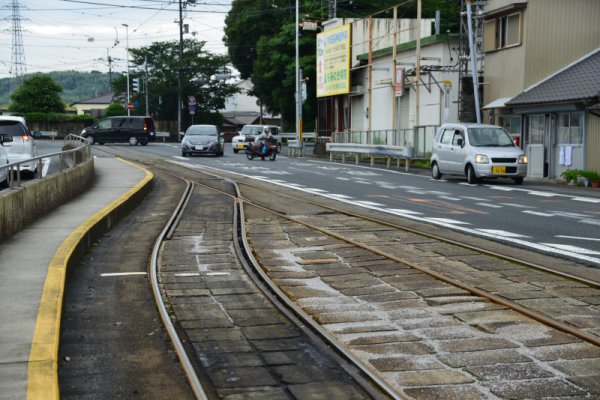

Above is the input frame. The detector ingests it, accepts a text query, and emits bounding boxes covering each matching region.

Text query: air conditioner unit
[351,85,364,95]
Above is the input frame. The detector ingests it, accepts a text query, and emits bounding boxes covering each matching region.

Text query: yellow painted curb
[27,158,153,400]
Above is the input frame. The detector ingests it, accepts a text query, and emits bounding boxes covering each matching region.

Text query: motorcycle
[246,138,277,161]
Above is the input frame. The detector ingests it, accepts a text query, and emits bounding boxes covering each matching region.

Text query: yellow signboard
[316,24,351,97]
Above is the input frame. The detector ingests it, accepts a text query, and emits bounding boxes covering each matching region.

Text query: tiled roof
[507,48,600,106]
[70,93,113,106]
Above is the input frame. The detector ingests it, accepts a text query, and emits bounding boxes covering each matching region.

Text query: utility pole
[145,54,149,116]
[122,24,130,116]
[295,0,303,155]
[178,0,184,139]
[466,0,482,123]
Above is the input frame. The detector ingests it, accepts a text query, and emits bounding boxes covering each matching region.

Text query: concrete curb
[26,158,154,400]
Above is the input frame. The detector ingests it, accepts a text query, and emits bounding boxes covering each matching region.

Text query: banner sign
[395,66,405,97]
[316,24,351,97]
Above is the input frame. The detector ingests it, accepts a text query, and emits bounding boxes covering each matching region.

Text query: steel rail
[235,180,600,290]
[152,160,600,349]
[149,179,209,400]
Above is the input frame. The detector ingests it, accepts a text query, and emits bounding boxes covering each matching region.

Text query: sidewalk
[0,157,152,400]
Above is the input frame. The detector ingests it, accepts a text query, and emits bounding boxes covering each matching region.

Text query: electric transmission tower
[10,0,27,90]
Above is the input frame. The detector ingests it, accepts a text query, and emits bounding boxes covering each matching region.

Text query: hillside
[0,70,114,107]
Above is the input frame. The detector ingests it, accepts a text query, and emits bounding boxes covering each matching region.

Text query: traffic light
[132,78,140,93]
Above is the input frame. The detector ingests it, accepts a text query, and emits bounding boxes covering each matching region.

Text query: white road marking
[488,186,513,191]
[355,201,384,207]
[477,229,529,238]
[174,273,201,277]
[438,196,461,201]
[424,218,471,225]
[41,158,51,177]
[336,177,351,181]
[539,244,600,255]
[556,235,600,242]
[101,272,147,277]
[207,272,231,276]
[501,203,533,208]
[476,203,503,208]
[526,191,558,197]
[572,197,600,204]
[305,188,327,192]
[522,210,554,217]
[389,209,422,215]
[463,196,487,201]
[328,194,353,199]
[580,219,600,226]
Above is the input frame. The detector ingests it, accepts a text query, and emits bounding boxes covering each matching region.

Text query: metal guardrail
[1,134,92,188]
[280,132,317,141]
[326,142,415,171]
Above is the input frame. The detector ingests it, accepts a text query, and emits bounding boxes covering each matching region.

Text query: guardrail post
[370,156,374,167]
[386,157,391,169]
[342,154,346,164]
[405,159,411,172]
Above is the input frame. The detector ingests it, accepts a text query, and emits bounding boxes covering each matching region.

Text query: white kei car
[231,124,282,154]
[0,116,38,178]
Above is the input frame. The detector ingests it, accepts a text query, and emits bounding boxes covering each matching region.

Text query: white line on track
[556,235,600,242]
[101,272,147,277]
[522,210,554,217]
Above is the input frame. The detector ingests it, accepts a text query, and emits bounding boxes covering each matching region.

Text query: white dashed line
[539,244,600,255]
[355,201,385,207]
[476,203,503,208]
[389,209,423,215]
[572,197,600,203]
[424,218,471,225]
[477,229,529,238]
[522,210,554,217]
[438,196,461,201]
[556,235,600,242]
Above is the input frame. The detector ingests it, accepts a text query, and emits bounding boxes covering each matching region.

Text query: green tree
[104,103,127,117]
[9,74,66,117]
[112,39,239,129]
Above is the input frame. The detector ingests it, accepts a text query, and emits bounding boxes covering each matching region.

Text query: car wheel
[269,151,277,161]
[277,143,282,153]
[246,151,254,160]
[466,165,478,184]
[87,136,95,145]
[513,177,524,185]
[140,139,149,146]
[233,149,238,154]
[182,151,187,157]
[129,136,139,146]
[431,162,442,180]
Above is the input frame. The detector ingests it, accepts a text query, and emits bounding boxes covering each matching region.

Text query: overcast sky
[0,0,232,79]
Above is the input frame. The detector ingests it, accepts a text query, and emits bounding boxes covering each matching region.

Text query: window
[483,12,522,52]
[452,131,464,146]
[557,112,583,145]
[529,115,545,145]
[440,129,453,145]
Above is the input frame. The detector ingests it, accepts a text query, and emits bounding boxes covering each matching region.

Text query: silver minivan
[430,123,528,185]
[0,116,38,178]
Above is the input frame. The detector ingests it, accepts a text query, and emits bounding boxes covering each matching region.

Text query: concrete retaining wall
[0,159,95,243]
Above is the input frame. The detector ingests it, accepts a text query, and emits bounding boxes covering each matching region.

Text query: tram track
[88,149,600,398]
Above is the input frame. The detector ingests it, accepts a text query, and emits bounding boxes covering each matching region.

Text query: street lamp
[122,23,130,116]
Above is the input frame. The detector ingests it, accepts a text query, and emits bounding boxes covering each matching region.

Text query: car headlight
[81,129,86,134]
[475,154,489,164]
[518,155,528,164]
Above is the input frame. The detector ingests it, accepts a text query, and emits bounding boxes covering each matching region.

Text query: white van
[0,135,9,187]
[231,125,282,154]
[430,123,528,185]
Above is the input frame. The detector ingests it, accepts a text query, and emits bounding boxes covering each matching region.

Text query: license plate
[492,166,506,174]
[195,146,204,150]
[236,144,245,149]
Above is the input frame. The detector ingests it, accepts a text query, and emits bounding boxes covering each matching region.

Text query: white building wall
[222,80,260,113]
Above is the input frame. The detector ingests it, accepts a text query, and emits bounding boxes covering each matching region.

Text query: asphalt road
[40,141,600,268]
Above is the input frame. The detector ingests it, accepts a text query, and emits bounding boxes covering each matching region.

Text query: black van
[81,116,156,145]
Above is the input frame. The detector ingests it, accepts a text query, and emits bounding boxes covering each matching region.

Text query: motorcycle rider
[256,126,273,160]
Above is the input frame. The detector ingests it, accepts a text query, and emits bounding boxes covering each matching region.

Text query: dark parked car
[181,125,224,156]
[81,116,155,145]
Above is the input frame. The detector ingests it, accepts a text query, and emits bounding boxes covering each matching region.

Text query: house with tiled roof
[481,0,600,178]
[70,93,113,117]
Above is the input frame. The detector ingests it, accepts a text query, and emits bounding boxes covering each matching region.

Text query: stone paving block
[466,362,553,381]
[437,337,518,353]
[484,378,586,399]
[324,323,398,335]
[496,290,555,300]
[241,324,298,341]
[388,308,434,320]
[567,376,600,394]
[528,343,600,361]
[403,385,489,400]
[415,286,471,297]
[186,327,245,342]
[312,267,363,277]
[217,386,289,400]
[198,352,265,369]
[167,288,211,297]
[211,287,256,295]
[355,291,418,303]
[412,326,478,340]
[172,303,224,320]
[325,278,382,290]
[439,349,532,368]
[282,286,337,299]
[209,366,277,388]
[550,358,600,376]
[579,296,600,305]
[396,316,463,330]
[340,285,397,297]
[287,382,369,400]
[345,333,420,346]
[315,312,381,324]
[262,351,301,366]
[226,309,283,327]
[272,365,315,384]
[430,300,504,315]
[181,318,234,329]
[454,309,529,325]
[303,303,371,315]
[424,295,483,305]
[561,315,600,329]
[369,355,445,371]
[351,341,434,356]
[475,322,580,347]
[393,369,474,386]
[193,339,253,354]
[375,299,430,311]
[251,338,304,352]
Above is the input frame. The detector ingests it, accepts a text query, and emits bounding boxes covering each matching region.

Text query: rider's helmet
[263,126,270,135]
